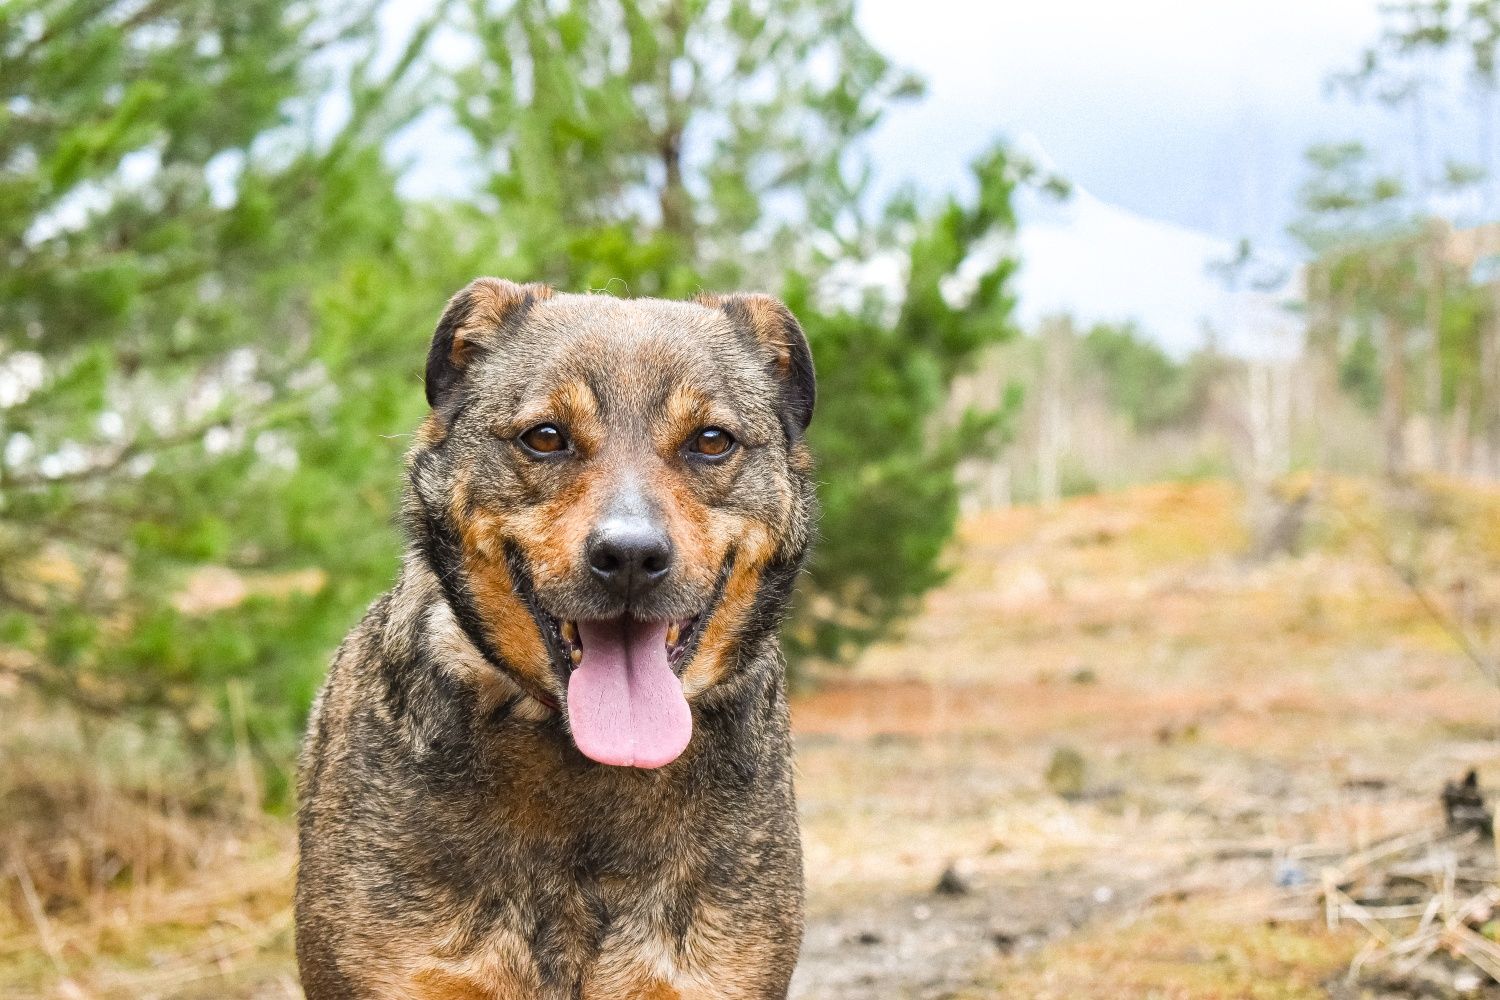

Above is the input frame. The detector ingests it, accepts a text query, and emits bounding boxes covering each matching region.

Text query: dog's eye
[519,423,569,456]
[687,427,735,459]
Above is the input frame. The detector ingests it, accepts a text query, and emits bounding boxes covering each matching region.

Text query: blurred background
[5,0,1500,997]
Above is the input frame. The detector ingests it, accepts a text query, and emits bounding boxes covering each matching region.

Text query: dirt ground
[5,477,1500,999]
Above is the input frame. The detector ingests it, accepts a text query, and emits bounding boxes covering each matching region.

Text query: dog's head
[405,279,816,769]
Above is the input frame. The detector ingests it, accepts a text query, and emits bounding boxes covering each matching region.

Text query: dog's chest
[420,809,707,994]
[371,719,780,997]
[419,880,728,1000]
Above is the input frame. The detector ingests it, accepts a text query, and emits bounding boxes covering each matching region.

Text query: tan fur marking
[699,291,796,374]
[734,294,796,374]
[449,467,556,695]
[465,277,554,331]
[445,435,610,699]
[449,277,555,371]
[366,939,545,1000]
[620,982,682,1000]
[547,378,605,455]
[656,383,742,455]
[459,517,554,691]
[417,413,447,447]
[681,520,777,697]
[423,601,550,721]
[400,969,492,1000]
[580,944,684,1000]
[661,383,712,447]
[502,464,607,598]
[649,475,731,603]
[555,378,598,422]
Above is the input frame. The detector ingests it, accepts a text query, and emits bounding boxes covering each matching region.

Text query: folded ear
[698,292,816,439]
[425,277,554,410]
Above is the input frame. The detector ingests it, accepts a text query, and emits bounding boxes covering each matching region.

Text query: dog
[294,279,817,999]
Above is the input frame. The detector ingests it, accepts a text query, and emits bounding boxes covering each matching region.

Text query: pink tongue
[567,620,692,768]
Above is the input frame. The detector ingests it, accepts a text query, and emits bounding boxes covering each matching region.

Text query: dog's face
[406,280,815,768]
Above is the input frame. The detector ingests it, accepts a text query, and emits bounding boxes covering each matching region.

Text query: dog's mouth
[503,544,735,770]
[554,613,703,671]
[540,615,700,769]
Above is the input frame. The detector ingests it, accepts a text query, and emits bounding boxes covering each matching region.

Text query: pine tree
[451,0,922,294]
[448,0,1035,667]
[0,0,431,758]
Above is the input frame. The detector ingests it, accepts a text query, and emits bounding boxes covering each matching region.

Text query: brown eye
[519,423,569,456]
[687,427,735,459]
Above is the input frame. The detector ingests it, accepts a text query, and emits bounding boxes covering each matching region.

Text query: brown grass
[984,903,1365,1000]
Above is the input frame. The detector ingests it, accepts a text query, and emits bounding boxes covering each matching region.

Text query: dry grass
[0,699,295,999]
[983,903,1365,1000]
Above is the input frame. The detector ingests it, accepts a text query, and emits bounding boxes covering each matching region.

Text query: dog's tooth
[666,623,681,647]
[562,620,576,645]
[570,647,582,665]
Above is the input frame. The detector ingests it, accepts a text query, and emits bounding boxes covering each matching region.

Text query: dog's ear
[698,292,816,439]
[425,277,553,410]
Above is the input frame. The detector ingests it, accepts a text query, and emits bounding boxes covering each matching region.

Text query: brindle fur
[295,280,817,999]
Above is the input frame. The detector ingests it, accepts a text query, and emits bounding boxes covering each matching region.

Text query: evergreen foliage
[0,0,1032,763]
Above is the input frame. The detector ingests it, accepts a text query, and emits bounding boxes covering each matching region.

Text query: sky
[393,0,1394,247]
[849,0,1467,352]
[855,0,1390,251]
[388,0,1466,352]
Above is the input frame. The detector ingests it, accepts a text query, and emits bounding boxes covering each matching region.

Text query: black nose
[586,517,673,600]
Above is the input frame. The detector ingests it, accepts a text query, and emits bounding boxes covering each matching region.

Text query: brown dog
[294,280,816,999]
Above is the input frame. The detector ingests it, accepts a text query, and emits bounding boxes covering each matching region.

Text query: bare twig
[1324,483,1500,686]
[10,856,78,990]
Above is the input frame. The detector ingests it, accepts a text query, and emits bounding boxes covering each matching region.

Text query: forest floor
[5,476,1500,999]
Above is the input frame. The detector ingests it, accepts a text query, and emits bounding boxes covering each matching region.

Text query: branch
[1327,481,1500,687]
[0,650,156,718]
[0,418,219,491]
[1,391,310,492]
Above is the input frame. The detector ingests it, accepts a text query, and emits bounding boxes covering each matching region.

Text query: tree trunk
[1306,265,1340,473]
[658,125,689,237]
[1483,293,1500,478]
[1381,312,1409,484]
[1036,317,1070,506]
[1424,223,1447,472]
[657,0,692,242]
[1451,380,1472,475]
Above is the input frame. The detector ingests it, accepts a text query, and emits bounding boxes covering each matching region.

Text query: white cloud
[856,0,1388,248]
[1013,179,1300,358]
